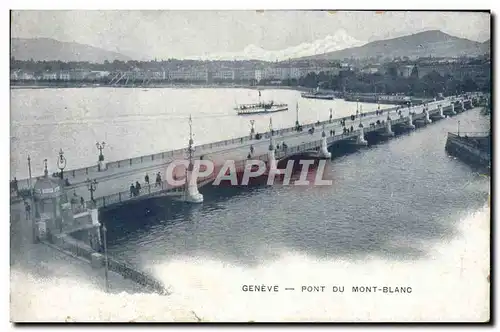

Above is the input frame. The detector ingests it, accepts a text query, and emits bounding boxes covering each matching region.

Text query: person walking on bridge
[24,201,31,220]
[155,172,162,187]
[135,181,141,195]
[130,183,135,197]
[145,174,149,185]
[11,177,18,196]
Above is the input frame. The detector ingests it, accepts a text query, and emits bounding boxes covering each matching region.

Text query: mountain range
[11,30,490,63]
[186,29,366,61]
[11,38,131,62]
[297,30,490,61]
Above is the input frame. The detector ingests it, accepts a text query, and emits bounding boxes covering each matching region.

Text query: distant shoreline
[10,81,312,92]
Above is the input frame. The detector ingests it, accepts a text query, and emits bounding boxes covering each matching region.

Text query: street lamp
[27,155,32,189]
[458,120,461,136]
[102,222,109,293]
[250,120,255,137]
[57,148,67,180]
[295,102,300,129]
[86,178,98,202]
[96,141,106,162]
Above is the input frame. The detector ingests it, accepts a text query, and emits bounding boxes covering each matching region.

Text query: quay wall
[445,132,491,168]
[45,232,168,295]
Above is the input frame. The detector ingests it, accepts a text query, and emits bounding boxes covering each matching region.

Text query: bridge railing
[448,132,490,138]
[90,178,185,209]
[13,97,458,189]
[106,256,167,294]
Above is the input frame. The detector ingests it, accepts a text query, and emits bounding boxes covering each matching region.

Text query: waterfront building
[255,69,263,82]
[234,69,256,81]
[361,66,381,74]
[69,70,91,81]
[213,69,235,81]
[398,65,417,78]
[41,72,58,80]
[58,71,71,81]
[168,69,208,82]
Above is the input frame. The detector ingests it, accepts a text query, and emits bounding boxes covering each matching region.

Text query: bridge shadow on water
[102,112,489,267]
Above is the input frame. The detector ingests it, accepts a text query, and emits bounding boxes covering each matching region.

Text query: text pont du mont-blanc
[241,284,413,294]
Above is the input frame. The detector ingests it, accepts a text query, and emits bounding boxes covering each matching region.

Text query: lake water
[10,87,388,179]
[10,87,490,321]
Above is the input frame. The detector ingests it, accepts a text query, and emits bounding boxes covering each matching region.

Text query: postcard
[9,10,491,323]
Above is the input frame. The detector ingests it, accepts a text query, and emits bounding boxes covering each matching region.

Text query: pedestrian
[25,202,31,220]
[80,196,85,211]
[156,172,162,187]
[11,177,18,196]
[135,181,141,195]
[130,183,135,197]
[250,145,254,154]
[145,174,149,185]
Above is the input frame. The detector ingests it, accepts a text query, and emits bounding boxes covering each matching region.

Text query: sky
[10,10,491,59]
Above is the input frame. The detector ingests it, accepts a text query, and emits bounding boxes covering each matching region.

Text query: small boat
[301,87,335,100]
[235,90,288,115]
[235,101,288,115]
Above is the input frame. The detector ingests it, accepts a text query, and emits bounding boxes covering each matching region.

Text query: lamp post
[27,155,32,189]
[102,222,109,293]
[250,120,255,137]
[96,141,105,159]
[86,178,98,202]
[43,159,48,176]
[57,148,67,180]
[96,141,106,172]
[295,102,300,129]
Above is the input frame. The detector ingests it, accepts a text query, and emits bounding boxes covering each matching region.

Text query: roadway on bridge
[66,99,451,203]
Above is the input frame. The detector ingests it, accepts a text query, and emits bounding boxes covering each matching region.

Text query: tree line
[292,69,490,97]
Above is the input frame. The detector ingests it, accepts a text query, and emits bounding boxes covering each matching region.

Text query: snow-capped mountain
[187,30,366,61]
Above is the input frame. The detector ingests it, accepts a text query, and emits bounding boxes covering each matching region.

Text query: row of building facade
[10,61,489,83]
[10,66,349,83]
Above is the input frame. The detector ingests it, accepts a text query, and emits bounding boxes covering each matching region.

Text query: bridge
[14,91,486,295]
[14,94,484,215]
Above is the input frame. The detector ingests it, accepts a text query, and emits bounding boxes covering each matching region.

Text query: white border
[2,1,496,331]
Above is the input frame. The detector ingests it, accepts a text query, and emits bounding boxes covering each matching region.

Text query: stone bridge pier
[406,113,416,129]
[183,162,204,203]
[385,117,395,136]
[319,130,332,158]
[424,109,432,124]
[356,125,368,146]
[444,103,457,116]
[432,105,445,119]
